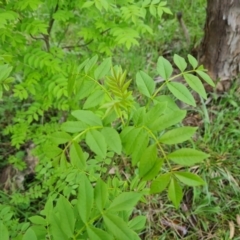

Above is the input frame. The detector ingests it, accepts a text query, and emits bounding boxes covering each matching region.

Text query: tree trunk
[200,0,240,91]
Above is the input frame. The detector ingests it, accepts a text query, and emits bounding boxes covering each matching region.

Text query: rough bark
[200,0,240,90]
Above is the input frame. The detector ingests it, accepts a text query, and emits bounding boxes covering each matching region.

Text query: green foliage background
[0,0,216,239]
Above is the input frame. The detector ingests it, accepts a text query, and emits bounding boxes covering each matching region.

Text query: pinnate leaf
[196,70,215,87]
[85,55,98,73]
[157,56,173,79]
[139,144,162,181]
[77,174,94,222]
[107,192,142,212]
[0,221,9,240]
[147,109,186,132]
[94,57,112,79]
[136,71,156,97]
[101,127,122,154]
[94,179,108,211]
[86,129,107,158]
[87,226,113,240]
[167,82,196,107]
[187,54,198,69]
[83,89,105,109]
[168,178,183,209]
[56,196,75,237]
[167,148,209,166]
[150,173,171,194]
[128,216,147,231]
[70,141,86,169]
[159,127,197,144]
[103,213,136,240]
[61,121,88,133]
[29,216,46,225]
[183,73,207,99]
[71,110,102,126]
[50,131,72,144]
[23,228,37,240]
[174,172,205,186]
[173,54,187,72]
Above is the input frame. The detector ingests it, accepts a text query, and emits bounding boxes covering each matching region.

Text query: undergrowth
[1,0,240,239]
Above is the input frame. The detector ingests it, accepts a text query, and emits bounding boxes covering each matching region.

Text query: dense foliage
[0,0,215,239]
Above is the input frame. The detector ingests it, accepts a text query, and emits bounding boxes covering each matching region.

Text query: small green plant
[1,53,214,239]
[0,0,217,239]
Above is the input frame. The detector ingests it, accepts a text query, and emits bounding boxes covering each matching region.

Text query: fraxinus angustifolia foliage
[0,0,214,239]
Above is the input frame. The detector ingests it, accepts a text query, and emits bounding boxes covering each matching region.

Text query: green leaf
[173,54,187,72]
[149,4,156,17]
[61,121,88,133]
[121,127,149,165]
[40,196,53,221]
[153,95,180,111]
[56,196,75,237]
[50,131,72,144]
[147,109,186,132]
[87,226,114,240]
[94,179,108,211]
[49,212,68,239]
[72,110,102,126]
[103,213,135,240]
[86,129,107,158]
[82,1,94,8]
[136,71,156,97]
[76,79,95,100]
[167,148,209,166]
[162,7,172,14]
[0,221,9,240]
[85,55,98,73]
[168,178,183,209]
[144,102,167,127]
[187,54,198,69]
[101,127,122,154]
[167,82,196,107]
[183,73,207,99]
[0,64,12,82]
[196,70,215,87]
[83,89,105,109]
[94,57,112,79]
[70,141,86,169]
[43,145,62,158]
[150,173,171,194]
[142,0,151,7]
[22,227,37,240]
[174,172,205,186]
[132,107,146,126]
[29,216,46,225]
[77,174,94,222]
[128,216,146,231]
[159,127,197,144]
[107,192,142,212]
[139,145,162,181]
[157,56,173,79]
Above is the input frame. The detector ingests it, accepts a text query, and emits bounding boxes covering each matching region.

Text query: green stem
[152,70,196,99]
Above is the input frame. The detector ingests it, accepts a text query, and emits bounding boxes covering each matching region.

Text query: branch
[30,34,45,41]
[62,39,94,49]
[177,12,190,45]
[47,3,59,35]
[62,28,110,50]
[43,2,59,51]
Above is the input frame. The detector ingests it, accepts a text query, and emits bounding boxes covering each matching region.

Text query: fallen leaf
[229,221,235,239]
[236,215,240,226]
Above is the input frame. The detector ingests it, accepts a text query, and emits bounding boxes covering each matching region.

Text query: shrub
[0,0,214,239]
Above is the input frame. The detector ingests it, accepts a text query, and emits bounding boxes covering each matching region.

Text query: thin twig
[62,28,110,49]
